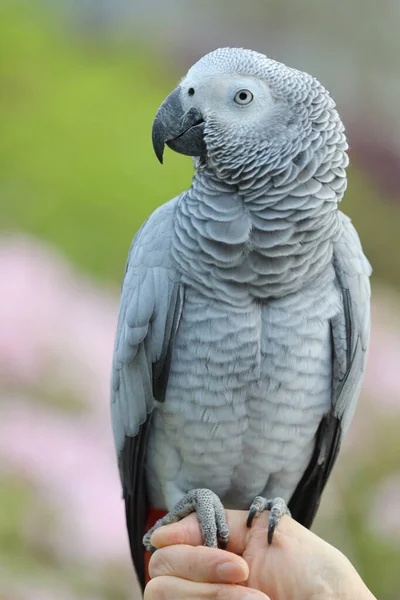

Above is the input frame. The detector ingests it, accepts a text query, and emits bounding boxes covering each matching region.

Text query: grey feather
[111,47,372,590]
[288,213,371,524]
[331,213,372,432]
[111,199,184,588]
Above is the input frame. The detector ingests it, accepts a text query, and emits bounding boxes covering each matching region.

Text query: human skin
[144,510,376,600]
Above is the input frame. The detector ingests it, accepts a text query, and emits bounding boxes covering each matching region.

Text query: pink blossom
[0,235,129,565]
[1,233,400,573]
[0,395,130,564]
[364,288,400,412]
[368,475,400,543]
[0,234,117,422]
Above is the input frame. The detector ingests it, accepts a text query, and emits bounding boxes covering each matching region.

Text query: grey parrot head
[152,47,336,176]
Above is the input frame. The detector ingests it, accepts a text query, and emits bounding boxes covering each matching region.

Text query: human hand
[145,509,376,600]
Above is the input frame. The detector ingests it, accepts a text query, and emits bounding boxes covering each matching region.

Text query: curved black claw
[247,496,291,544]
[267,518,277,545]
[217,519,229,550]
[246,505,258,528]
[143,489,229,551]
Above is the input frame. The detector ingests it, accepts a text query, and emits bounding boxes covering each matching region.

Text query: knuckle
[187,546,208,580]
[149,549,173,577]
[215,584,237,600]
[144,576,168,600]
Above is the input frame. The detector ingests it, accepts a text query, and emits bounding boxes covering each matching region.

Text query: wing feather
[110,199,183,589]
[289,213,371,526]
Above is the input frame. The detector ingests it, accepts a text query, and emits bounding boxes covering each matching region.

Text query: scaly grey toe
[247,496,291,544]
[143,488,229,551]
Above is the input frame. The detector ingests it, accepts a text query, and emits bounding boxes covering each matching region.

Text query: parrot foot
[246,496,291,544]
[143,488,229,551]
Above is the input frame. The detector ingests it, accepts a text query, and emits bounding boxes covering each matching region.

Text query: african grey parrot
[111,47,371,590]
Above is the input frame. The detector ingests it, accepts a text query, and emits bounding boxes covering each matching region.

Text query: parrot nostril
[188,88,195,96]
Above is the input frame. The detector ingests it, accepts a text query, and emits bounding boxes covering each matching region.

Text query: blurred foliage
[1,3,399,599]
[0,473,131,599]
[338,415,400,597]
[311,404,400,598]
[0,476,36,570]
[0,1,192,284]
[1,2,400,290]
[345,169,400,292]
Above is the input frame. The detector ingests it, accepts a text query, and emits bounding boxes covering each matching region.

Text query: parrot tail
[144,508,168,585]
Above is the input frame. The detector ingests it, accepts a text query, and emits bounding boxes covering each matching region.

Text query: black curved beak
[152,87,206,163]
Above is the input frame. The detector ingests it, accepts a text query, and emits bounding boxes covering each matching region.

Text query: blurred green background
[1,2,399,599]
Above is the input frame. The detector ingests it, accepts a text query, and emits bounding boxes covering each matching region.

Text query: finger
[151,509,289,555]
[144,576,270,600]
[149,544,249,583]
[150,510,246,554]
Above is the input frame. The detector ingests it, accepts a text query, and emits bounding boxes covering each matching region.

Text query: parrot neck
[172,164,342,301]
[172,122,348,300]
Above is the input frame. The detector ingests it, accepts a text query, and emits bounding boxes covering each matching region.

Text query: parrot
[110,47,371,591]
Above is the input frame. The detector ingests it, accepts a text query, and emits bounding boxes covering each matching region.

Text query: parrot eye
[188,88,195,96]
[234,89,253,105]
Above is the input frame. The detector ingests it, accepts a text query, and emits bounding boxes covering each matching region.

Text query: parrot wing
[111,198,184,588]
[288,212,371,527]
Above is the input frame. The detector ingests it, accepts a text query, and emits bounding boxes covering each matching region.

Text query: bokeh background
[1,1,400,598]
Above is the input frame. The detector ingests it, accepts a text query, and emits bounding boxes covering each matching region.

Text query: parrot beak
[152,87,206,163]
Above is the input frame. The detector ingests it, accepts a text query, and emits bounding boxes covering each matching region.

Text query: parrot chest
[146,274,341,510]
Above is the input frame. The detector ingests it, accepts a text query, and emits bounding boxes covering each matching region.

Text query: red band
[144,508,168,585]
